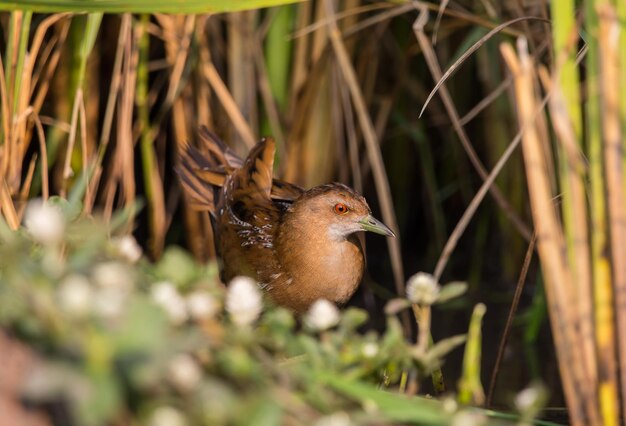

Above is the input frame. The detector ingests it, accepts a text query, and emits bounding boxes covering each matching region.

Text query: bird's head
[292,183,395,242]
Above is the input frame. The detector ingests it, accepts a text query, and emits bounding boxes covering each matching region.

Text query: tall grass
[501,1,626,424]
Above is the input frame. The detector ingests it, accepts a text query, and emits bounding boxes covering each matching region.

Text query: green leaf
[457,303,486,405]
[76,370,122,426]
[318,372,449,425]
[112,299,168,354]
[154,246,199,286]
[237,395,283,426]
[0,0,303,13]
[435,282,468,304]
[384,298,411,315]
[426,334,467,361]
[339,307,368,332]
[48,195,82,221]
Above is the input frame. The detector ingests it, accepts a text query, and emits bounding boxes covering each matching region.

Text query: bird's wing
[198,126,244,169]
[226,137,277,222]
[218,138,285,283]
[176,142,224,211]
[177,129,304,213]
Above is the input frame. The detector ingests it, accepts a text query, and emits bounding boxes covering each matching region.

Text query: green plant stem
[458,303,486,405]
[412,304,446,394]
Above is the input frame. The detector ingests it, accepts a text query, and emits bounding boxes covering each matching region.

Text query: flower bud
[406,272,440,306]
[186,290,219,321]
[151,281,188,325]
[167,353,202,393]
[24,199,65,245]
[305,299,340,331]
[57,274,92,317]
[225,276,262,326]
[113,235,142,263]
[149,406,187,426]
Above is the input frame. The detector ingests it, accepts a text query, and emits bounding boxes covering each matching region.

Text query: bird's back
[177,129,302,288]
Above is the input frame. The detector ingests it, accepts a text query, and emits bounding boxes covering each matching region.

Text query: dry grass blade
[324,0,405,303]
[597,6,626,414]
[32,19,70,116]
[502,38,600,426]
[486,233,535,408]
[33,114,49,200]
[540,66,597,405]
[0,53,10,173]
[417,9,550,119]
[291,2,391,39]
[430,0,449,45]
[336,65,362,193]
[201,48,256,149]
[459,75,511,126]
[18,155,37,217]
[253,42,286,154]
[227,12,258,151]
[432,88,549,281]
[0,178,19,230]
[413,4,532,242]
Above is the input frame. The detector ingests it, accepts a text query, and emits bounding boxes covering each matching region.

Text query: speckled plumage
[177,127,394,313]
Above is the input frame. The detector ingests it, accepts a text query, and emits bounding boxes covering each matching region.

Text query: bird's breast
[270,233,365,313]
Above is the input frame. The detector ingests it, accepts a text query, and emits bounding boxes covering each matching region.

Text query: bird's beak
[358,214,395,237]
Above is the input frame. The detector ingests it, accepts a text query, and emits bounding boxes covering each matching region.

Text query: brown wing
[197,126,243,169]
[177,129,303,213]
[218,138,284,285]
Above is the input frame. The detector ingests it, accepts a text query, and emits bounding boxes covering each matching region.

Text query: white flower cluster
[314,412,351,426]
[406,272,440,306]
[92,261,134,319]
[167,353,202,393]
[305,299,340,331]
[361,342,379,358]
[113,235,143,263]
[56,262,135,320]
[24,199,66,245]
[151,282,219,325]
[149,406,187,426]
[57,274,92,318]
[225,276,263,326]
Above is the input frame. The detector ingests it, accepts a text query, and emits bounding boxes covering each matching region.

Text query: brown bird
[177,127,394,313]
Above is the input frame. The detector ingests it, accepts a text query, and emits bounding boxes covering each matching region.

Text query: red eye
[334,203,349,214]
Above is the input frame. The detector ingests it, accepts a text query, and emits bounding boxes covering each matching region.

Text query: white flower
[406,272,440,305]
[362,342,379,358]
[151,281,188,325]
[93,288,127,320]
[57,274,92,317]
[92,262,134,292]
[225,276,262,326]
[514,386,543,412]
[305,299,340,331]
[90,262,133,320]
[314,412,351,426]
[114,235,142,263]
[186,290,219,320]
[24,199,65,245]
[451,411,486,426]
[167,353,202,392]
[149,406,187,426]
[151,282,188,325]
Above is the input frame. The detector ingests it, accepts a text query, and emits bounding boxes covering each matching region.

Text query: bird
[177,127,395,313]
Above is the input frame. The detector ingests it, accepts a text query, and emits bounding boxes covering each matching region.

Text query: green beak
[358,215,395,237]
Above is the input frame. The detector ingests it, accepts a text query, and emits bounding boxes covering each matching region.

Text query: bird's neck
[273,211,364,312]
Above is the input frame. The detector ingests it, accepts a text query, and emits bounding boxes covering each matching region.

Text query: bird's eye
[334,203,349,214]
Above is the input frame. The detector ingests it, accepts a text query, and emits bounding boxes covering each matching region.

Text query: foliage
[0,200,520,425]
